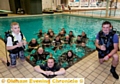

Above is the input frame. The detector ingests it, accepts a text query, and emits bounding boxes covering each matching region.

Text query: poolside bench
[42,8,54,14]
[0,10,12,16]
[42,11,54,14]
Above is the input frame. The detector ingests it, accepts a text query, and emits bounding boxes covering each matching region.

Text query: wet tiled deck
[0,39,120,84]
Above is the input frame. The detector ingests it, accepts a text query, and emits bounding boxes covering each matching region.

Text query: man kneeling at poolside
[34,57,66,78]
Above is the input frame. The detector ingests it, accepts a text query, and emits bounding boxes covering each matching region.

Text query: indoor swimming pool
[0,14,120,69]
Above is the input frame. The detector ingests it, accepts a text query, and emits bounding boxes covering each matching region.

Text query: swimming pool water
[0,14,120,41]
[0,14,120,68]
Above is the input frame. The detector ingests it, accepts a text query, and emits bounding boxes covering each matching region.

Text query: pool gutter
[0,13,120,22]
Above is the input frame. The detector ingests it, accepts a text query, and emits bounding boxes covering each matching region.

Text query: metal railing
[63,7,120,18]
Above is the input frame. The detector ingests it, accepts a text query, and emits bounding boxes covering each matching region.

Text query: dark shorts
[98,50,111,59]
[98,53,106,59]
[10,50,25,65]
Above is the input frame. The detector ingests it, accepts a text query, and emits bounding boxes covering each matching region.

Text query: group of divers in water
[1,21,120,78]
[26,28,94,67]
[0,22,95,78]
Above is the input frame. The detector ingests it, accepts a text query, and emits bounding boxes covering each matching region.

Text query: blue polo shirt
[96,33,119,43]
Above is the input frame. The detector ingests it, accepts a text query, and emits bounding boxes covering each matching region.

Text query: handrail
[63,6,120,18]
[64,7,116,17]
[114,0,118,16]
[64,7,115,12]
[100,9,102,17]
[109,0,114,16]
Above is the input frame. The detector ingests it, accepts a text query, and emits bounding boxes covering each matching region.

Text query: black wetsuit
[59,52,79,68]
[28,41,39,52]
[42,39,51,47]
[40,63,61,78]
[31,51,49,63]
[64,38,71,44]
[52,39,62,50]
[76,39,82,44]
[38,32,43,38]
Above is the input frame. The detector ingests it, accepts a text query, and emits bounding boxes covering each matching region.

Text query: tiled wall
[42,0,52,10]
[117,3,120,8]
[42,0,61,10]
